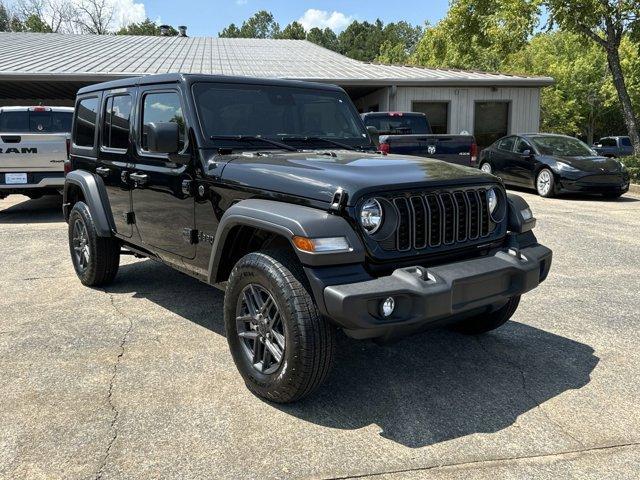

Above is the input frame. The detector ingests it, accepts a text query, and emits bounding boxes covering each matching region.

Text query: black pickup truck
[361,111,478,167]
[63,74,552,403]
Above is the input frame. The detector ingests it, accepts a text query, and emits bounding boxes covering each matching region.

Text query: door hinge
[123,212,135,224]
[182,228,199,245]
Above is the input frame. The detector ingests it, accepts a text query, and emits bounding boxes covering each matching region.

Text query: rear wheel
[224,250,335,403]
[536,168,555,197]
[68,202,120,286]
[451,296,520,335]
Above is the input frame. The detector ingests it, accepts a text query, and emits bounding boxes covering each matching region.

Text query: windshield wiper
[278,136,363,152]
[210,135,298,152]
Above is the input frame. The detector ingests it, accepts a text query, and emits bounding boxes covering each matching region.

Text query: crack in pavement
[474,335,585,447]
[95,291,134,480]
[326,441,640,480]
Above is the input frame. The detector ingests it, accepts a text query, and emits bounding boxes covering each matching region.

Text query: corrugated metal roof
[0,32,554,87]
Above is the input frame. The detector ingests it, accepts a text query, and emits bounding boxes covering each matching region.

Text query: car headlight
[486,187,506,222]
[487,188,498,215]
[360,198,383,234]
[556,162,580,173]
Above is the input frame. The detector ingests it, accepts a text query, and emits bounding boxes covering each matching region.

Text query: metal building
[0,32,553,147]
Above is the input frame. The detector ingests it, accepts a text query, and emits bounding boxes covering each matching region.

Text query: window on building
[474,102,509,149]
[412,102,449,134]
[103,95,132,150]
[74,98,99,147]
[141,92,185,151]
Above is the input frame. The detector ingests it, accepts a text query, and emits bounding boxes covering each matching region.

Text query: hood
[218,150,494,205]
[553,155,622,173]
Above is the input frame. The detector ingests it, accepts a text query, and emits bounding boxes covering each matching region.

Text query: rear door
[97,90,136,238]
[130,86,196,258]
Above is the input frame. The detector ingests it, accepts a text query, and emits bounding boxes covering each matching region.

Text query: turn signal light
[292,236,350,253]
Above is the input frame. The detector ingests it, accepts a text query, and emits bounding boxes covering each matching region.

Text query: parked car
[479,133,630,198]
[361,111,478,167]
[64,74,552,403]
[592,136,634,158]
[0,106,73,200]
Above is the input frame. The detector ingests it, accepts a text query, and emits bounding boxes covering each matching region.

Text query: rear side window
[75,98,99,147]
[363,114,429,135]
[498,137,515,151]
[600,138,617,147]
[103,95,132,150]
[621,137,632,147]
[141,92,185,151]
[0,111,72,133]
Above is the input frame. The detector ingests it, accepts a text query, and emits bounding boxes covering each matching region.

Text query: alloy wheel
[72,218,90,272]
[236,284,286,374]
[481,163,492,174]
[537,170,552,196]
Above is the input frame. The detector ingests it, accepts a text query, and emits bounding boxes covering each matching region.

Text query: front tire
[536,168,555,197]
[451,296,520,335]
[68,202,120,286]
[224,250,335,403]
[480,162,493,174]
[602,191,623,199]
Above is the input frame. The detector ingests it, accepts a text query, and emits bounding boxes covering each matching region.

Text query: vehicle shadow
[108,260,598,449]
[506,185,639,202]
[0,195,64,223]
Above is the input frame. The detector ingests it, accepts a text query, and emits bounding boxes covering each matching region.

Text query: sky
[132,0,450,36]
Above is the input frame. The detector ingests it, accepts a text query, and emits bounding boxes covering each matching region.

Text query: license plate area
[5,173,28,184]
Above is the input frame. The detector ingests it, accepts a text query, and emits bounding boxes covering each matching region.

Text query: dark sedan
[479,134,631,198]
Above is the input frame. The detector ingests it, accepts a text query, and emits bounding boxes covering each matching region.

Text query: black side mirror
[146,122,180,154]
[366,125,380,146]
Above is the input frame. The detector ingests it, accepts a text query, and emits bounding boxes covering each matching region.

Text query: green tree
[545,0,640,152]
[219,23,241,38]
[338,20,385,61]
[411,0,541,71]
[219,11,280,39]
[0,2,10,31]
[376,40,409,64]
[117,19,177,36]
[23,13,52,32]
[306,27,339,51]
[278,21,306,40]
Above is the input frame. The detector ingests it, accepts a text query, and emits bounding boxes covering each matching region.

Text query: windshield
[363,114,430,135]
[193,82,372,150]
[530,136,596,157]
[0,110,72,133]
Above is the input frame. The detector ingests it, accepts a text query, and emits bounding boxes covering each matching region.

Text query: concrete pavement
[0,190,639,479]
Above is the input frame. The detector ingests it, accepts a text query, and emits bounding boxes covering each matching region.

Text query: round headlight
[360,198,383,234]
[487,188,498,215]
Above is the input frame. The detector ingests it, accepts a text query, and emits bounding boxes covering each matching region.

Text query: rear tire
[451,296,520,335]
[224,250,335,403]
[68,202,120,287]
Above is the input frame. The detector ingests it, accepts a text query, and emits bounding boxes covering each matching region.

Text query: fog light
[381,297,395,317]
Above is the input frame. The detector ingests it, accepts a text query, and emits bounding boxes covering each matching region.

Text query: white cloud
[110,0,147,28]
[297,9,353,32]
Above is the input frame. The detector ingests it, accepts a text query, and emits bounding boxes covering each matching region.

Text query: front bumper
[322,244,552,338]
[558,173,629,194]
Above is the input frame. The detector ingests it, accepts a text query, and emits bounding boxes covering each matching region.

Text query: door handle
[95,167,110,177]
[130,172,148,185]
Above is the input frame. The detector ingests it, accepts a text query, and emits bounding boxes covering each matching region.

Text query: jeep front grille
[387,188,495,252]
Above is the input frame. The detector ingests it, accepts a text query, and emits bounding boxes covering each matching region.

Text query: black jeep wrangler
[63,74,552,403]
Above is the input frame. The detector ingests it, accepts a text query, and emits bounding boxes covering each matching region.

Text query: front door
[130,88,196,258]
[512,137,536,186]
[97,92,135,238]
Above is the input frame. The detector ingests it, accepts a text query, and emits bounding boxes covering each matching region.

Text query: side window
[498,136,515,152]
[621,137,632,147]
[515,138,532,154]
[602,138,616,147]
[103,95,132,150]
[74,97,99,148]
[141,92,185,152]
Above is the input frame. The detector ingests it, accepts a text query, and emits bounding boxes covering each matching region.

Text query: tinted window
[600,138,617,147]
[531,136,595,156]
[75,98,99,147]
[141,92,185,151]
[497,137,515,151]
[363,114,429,135]
[103,95,132,150]
[412,102,448,134]
[193,83,369,149]
[515,138,533,154]
[621,137,632,147]
[0,111,72,133]
[0,111,28,131]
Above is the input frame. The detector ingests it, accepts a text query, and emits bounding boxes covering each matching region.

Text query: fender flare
[207,199,365,284]
[63,170,115,237]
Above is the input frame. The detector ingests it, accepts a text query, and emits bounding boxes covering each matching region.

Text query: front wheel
[451,296,521,335]
[536,168,555,197]
[480,162,493,174]
[602,191,623,199]
[68,202,120,286]
[224,250,336,403]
